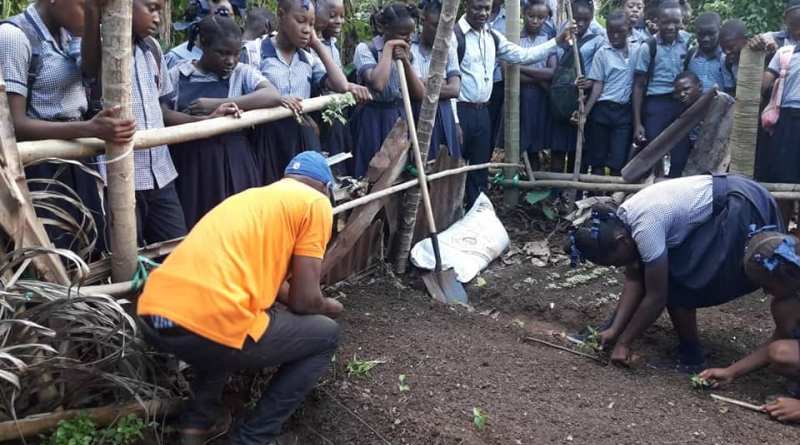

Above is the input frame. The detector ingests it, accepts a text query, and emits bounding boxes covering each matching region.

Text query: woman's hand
[88,105,137,144]
[208,102,242,119]
[347,83,373,103]
[697,367,735,388]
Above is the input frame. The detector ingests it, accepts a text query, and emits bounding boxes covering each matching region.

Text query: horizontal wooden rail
[17,94,348,165]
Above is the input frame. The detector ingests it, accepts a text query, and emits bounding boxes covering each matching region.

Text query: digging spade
[395,59,467,304]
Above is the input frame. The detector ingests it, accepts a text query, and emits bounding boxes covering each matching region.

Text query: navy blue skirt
[412,100,461,160]
[756,108,800,183]
[350,101,404,177]
[667,175,785,308]
[519,84,551,154]
[250,117,321,185]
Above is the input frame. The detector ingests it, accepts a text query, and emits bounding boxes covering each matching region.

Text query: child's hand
[392,45,411,63]
[748,34,777,53]
[575,76,593,90]
[280,96,305,123]
[89,105,137,144]
[645,20,658,36]
[308,27,321,49]
[570,110,581,126]
[634,123,647,146]
[187,97,223,116]
[346,83,373,103]
[610,343,633,367]
[384,39,409,58]
[556,20,577,46]
[456,124,463,146]
[697,367,734,388]
[208,102,242,118]
[764,397,800,423]
[598,328,618,349]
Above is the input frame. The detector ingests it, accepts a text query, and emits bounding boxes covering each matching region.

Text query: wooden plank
[684,92,736,176]
[412,149,466,244]
[729,47,765,176]
[0,66,70,284]
[321,119,409,278]
[622,89,717,182]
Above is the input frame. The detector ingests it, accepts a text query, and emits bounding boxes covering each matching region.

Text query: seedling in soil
[690,374,713,390]
[346,355,385,378]
[398,374,410,392]
[472,407,488,430]
[577,326,602,353]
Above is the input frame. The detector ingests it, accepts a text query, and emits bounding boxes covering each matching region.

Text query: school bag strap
[761,45,796,132]
[683,46,697,72]
[1,12,45,109]
[455,25,500,64]
[645,37,657,85]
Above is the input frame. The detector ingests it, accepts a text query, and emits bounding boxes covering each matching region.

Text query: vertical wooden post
[567,0,586,180]
[0,66,70,285]
[503,0,521,206]
[160,0,172,50]
[393,0,460,274]
[102,0,138,282]
[729,47,764,177]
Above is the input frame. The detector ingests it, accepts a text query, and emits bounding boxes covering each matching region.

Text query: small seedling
[577,326,602,353]
[472,407,488,430]
[322,93,357,125]
[346,355,385,378]
[398,374,410,392]
[690,374,713,390]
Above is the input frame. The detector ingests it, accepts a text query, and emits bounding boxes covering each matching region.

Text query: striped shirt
[168,61,268,109]
[354,38,403,102]
[0,5,86,121]
[253,37,327,98]
[617,175,714,263]
[410,38,461,81]
[165,41,203,69]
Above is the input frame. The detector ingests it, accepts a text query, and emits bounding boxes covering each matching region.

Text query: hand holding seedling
[598,328,618,350]
[689,374,714,390]
[697,367,734,388]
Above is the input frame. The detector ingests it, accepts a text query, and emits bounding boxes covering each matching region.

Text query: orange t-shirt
[137,178,333,349]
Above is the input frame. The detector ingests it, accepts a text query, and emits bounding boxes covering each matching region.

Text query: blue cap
[284,151,335,191]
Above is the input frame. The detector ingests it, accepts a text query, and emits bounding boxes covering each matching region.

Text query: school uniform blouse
[167,61,269,107]
[555,30,604,78]
[353,38,404,102]
[410,40,461,82]
[253,37,327,99]
[0,5,86,121]
[456,16,557,104]
[634,33,691,96]
[489,6,506,83]
[588,42,642,104]
[165,41,204,69]
[318,36,343,70]
[687,47,735,93]
[520,32,554,70]
[767,46,800,109]
[617,175,713,264]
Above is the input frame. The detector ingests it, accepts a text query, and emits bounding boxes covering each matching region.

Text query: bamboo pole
[710,394,765,413]
[17,94,349,165]
[102,0,137,282]
[503,0,521,206]
[729,47,765,176]
[393,0,460,274]
[566,1,586,180]
[0,399,182,441]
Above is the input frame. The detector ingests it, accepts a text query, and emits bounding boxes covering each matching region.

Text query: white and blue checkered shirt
[618,175,713,263]
[410,38,461,83]
[247,37,327,99]
[318,36,342,70]
[165,41,204,69]
[0,5,87,121]
[354,38,403,103]
[168,61,268,110]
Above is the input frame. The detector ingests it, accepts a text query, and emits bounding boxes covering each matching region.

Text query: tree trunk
[567,1,587,180]
[729,47,765,177]
[503,0,521,205]
[393,0,460,274]
[102,0,138,282]
[160,0,172,50]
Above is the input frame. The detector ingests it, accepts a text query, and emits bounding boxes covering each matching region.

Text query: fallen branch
[0,398,182,442]
[522,336,607,365]
[710,394,765,413]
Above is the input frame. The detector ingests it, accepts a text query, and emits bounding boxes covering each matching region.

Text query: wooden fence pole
[102,0,138,282]
[567,0,586,180]
[503,0,521,206]
[729,46,765,176]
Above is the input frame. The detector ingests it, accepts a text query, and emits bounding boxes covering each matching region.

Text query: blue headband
[569,231,584,268]
[590,209,617,241]
[753,237,800,272]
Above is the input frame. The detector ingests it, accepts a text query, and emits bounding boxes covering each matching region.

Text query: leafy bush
[44,414,146,445]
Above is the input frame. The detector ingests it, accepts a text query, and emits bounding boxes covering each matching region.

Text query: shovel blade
[422,268,468,305]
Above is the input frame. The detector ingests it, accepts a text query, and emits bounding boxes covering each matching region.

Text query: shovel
[395,59,468,304]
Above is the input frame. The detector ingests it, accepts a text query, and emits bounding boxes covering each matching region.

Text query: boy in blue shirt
[719,19,747,91]
[583,10,640,176]
[686,12,734,94]
[632,0,691,177]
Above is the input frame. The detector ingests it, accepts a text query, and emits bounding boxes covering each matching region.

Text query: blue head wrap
[569,231,584,268]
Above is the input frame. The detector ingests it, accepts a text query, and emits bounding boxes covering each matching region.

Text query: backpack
[761,45,795,132]
[548,33,600,122]
[1,11,45,110]
[454,25,501,64]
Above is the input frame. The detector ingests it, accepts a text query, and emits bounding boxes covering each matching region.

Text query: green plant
[345,355,385,378]
[398,374,410,392]
[99,414,147,445]
[322,93,357,125]
[472,407,488,430]
[44,414,98,445]
[690,374,713,390]
[577,326,602,353]
[524,190,558,220]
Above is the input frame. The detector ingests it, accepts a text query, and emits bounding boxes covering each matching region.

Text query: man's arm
[81,0,103,78]
[615,255,669,348]
[285,255,343,318]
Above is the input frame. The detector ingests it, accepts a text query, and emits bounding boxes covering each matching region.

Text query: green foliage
[689,373,713,390]
[472,407,488,430]
[345,354,385,378]
[694,0,784,35]
[43,414,147,445]
[577,326,602,353]
[322,93,357,125]
[398,374,410,392]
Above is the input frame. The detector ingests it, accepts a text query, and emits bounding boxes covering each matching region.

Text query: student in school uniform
[245,0,351,184]
[168,16,285,229]
[632,1,691,178]
[550,0,604,174]
[456,0,573,208]
[719,19,747,89]
[583,10,639,176]
[351,3,417,178]
[242,7,276,42]
[516,0,557,170]
[673,71,705,156]
[0,0,136,255]
[83,0,242,245]
[568,175,783,370]
[166,0,243,69]
[406,0,462,160]
[624,0,648,43]
[699,230,800,424]
[686,12,734,94]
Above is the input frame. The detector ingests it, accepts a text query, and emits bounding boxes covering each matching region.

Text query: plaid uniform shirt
[0,5,86,121]
[168,61,268,110]
[256,37,327,99]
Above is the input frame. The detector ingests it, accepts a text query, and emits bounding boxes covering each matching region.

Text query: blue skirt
[250,117,321,185]
[412,100,461,160]
[756,108,800,183]
[667,175,785,308]
[350,101,404,177]
[519,84,551,154]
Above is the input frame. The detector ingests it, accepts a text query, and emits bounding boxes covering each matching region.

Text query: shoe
[180,411,232,445]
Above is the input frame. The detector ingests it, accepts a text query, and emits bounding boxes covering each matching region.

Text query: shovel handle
[430,232,443,273]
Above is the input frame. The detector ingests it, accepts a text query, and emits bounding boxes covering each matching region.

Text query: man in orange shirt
[137,151,343,445]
